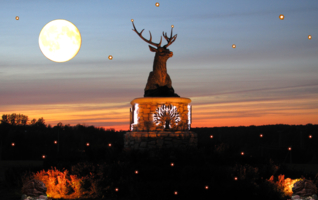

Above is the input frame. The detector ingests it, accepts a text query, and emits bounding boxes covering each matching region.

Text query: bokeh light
[279,14,284,20]
[86,143,90,146]
[42,155,46,159]
[288,147,291,151]
[260,134,263,137]
[205,185,209,189]
[309,135,312,139]
[108,143,112,147]
[171,163,174,167]
[171,25,174,28]
[232,44,236,48]
[131,19,134,22]
[15,16,19,20]
[308,35,312,40]
[11,143,15,146]
[241,152,244,155]
[155,2,160,7]
[234,177,238,180]
[108,55,113,60]
[210,135,213,138]
[174,191,178,195]
[115,188,118,192]
[135,170,138,174]
[54,140,57,144]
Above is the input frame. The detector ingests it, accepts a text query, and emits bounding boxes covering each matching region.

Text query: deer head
[132,21,177,64]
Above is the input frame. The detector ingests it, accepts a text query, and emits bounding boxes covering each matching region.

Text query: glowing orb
[131,19,134,22]
[15,16,19,20]
[232,44,236,48]
[288,147,291,151]
[108,143,112,147]
[279,14,284,20]
[308,35,312,40]
[155,2,160,7]
[309,135,312,138]
[171,163,174,166]
[86,143,90,146]
[234,177,238,180]
[108,55,113,60]
[174,191,178,195]
[42,155,46,159]
[260,134,263,137]
[205,186,208,189]
[39,19,81,62]
[210,135,213,138]
[12,143,15,146]
[241,152,244,155]
[135,170,138,174]
[115,188,118,192]
[54,141,57,144]
[171,25,174,28]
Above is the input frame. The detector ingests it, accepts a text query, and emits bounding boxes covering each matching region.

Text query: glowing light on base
[279,14,284,20]
[171,25,174,28]
[131,19,134,22]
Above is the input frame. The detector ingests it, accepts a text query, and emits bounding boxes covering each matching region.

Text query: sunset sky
[1,0,318,130]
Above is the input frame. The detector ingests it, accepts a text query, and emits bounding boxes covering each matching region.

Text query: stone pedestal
[124,131,197,150]
[125,97,197,150]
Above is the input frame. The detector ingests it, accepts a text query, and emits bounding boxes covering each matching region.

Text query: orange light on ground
[171,25,174,28]
[115,188,118,192]
[108,55,113,60]
[234,177,238,180]
[232,44,236,48]
[155,2,160,7]
[131,19,134,22]
[54,140,57,144]
[210,135,213,138]
[260,134,263,137]
[135,170,138,174]
[205,185,208,189]
[174,191,178,195]
[11,143,15,146]
[42,155,46,159]
[241,152,244,155]
[15,16,19,20]
[308,35,312,40]
[108,143,112,147]
[171,163,174,166]
[279,14,284,20]
[86,143,89,146]
[288,147,291,151]
[309,135,312,139]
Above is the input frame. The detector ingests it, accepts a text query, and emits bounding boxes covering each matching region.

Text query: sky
[0,0,318,131]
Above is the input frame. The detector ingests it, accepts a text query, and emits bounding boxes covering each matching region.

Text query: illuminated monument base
[124,97,197,150]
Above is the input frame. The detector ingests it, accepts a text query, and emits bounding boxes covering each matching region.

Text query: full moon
[39,19,81,62]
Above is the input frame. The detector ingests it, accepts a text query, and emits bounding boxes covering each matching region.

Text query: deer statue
[132,21,180,97]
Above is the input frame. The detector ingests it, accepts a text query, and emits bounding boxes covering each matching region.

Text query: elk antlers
[132,21,177,48]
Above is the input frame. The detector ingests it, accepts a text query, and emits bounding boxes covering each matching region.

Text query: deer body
[132,22,179,97]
